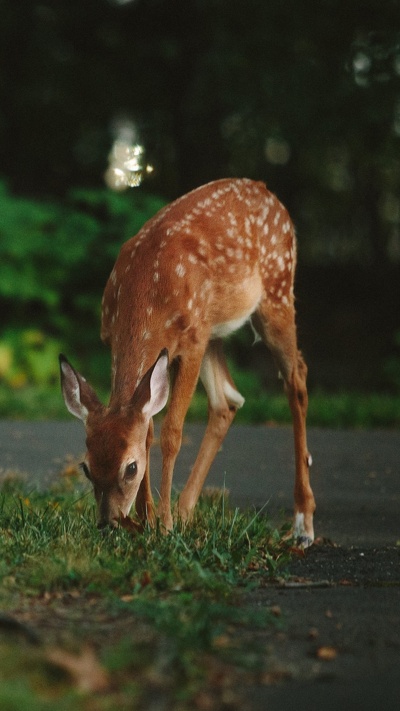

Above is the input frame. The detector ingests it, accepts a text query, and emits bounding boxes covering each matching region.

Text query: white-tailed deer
[60,178,315,546]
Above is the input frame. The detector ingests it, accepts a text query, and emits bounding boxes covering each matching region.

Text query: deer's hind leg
[252,298,315,547]
[177,339,244,522]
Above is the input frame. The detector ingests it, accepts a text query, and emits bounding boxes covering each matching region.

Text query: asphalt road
[1,420,399,709]
[0,420,399,547]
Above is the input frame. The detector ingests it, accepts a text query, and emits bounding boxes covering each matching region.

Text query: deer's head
[59,350,169,528]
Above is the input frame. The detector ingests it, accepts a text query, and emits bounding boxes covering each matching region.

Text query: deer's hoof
[293,512,314,547]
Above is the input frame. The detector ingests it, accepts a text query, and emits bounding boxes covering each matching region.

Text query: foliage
[2,0,400,266]
[1,375,399,426]
[0,328,62,389]
[0,481,288,708]
[0,180,166,386]
[1,0,400,402]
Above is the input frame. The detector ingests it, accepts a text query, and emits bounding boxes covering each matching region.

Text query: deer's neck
[108,321,166,408]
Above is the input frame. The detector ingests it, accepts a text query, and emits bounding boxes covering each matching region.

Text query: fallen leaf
[62,464,80,477]
[288,546,306,557]
[46,645,110,693]
[316,645,338,661]
[60,455,82,477]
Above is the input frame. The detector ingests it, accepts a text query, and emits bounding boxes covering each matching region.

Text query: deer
[59,178,315,547]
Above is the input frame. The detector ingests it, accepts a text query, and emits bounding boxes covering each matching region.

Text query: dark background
[1,0,400,396]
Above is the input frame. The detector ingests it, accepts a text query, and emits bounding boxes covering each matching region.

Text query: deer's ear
[59,354,102,423]
[133,349,170,419]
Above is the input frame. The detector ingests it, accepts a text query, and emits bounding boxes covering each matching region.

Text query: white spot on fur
[165,312,182,329]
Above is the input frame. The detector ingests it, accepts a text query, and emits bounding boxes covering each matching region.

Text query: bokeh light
[105,118,154,190]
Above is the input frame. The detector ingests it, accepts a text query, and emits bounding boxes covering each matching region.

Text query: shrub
[0,180,166,386]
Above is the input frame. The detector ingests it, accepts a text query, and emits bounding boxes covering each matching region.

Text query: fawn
[60,178,315,546]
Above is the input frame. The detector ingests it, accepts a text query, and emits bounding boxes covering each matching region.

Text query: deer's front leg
[158,352,204,531]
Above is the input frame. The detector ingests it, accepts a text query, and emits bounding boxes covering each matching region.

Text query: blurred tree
[1,0,400,265]
[0,0,400,392]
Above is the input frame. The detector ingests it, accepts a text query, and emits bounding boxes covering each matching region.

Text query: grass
[0,480,291,709]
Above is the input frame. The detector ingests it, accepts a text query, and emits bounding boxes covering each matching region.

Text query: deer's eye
[80,462,91,481]
[125,461,137,480]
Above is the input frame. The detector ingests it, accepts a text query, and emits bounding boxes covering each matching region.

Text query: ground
[0,422,399,709]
